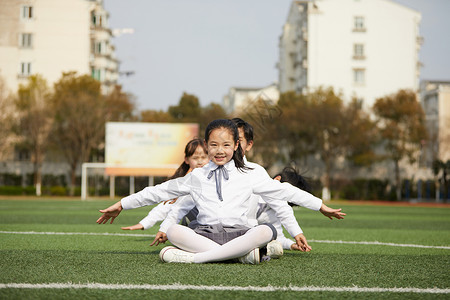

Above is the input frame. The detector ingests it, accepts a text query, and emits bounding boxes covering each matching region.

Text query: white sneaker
[266,240,283,259]
[159,246,194,263]
[238,248,260,265]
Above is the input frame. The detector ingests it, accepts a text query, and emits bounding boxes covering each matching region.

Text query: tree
[304,88,349,199]
[276,91,317,164]
[50,72,107,195]
[373,89,428,200]
[238,97,283,169]
[198,103,228,136]
[15,75,53,195]
[275,88,378,199]
[168,92,201,122]
[0,76,15,161]
[141,109,172,122]
[341,98,379,167]
[104,85,136,122]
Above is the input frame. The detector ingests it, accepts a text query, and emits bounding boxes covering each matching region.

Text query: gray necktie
[207,165,229,201]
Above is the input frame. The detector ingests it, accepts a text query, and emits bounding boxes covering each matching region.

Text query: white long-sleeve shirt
[121,160,321,238]
[257,204,296,249]
[138,202,173,230]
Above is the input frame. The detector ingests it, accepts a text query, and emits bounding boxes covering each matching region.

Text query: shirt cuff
[120,196,137,210]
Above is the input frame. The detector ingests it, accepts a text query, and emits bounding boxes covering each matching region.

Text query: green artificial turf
[0,198,449,299]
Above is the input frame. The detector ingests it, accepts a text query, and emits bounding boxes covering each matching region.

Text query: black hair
[204,119,252,172]
[231,117,254,142]
[169,138,207,179]
[275,167,312,206]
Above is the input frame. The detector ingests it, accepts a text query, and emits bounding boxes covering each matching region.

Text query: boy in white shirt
[231,118,345,254]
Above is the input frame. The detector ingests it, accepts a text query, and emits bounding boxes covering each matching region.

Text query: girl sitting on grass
[97,119,325,264]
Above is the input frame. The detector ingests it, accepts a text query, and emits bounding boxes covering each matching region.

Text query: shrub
[49,186,67,196]
[0,186,35,195]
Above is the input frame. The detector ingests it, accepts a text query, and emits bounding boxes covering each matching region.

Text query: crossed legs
[166,224,273,263]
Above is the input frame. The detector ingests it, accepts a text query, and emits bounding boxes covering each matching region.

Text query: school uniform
[138,197,197,230]
[121,159,321,244]
[138,202,172,229]
[241,157,323,249]
[257,203,296,249]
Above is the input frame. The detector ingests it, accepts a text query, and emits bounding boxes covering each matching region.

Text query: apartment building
[278,0,422,108]
[222,83,280,114]
[420,80,450,166]
[0,0,118,95]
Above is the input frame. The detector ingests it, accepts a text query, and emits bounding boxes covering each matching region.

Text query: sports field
[0,197,449,299]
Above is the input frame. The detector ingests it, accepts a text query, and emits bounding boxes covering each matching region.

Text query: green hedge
[0,186,36,195]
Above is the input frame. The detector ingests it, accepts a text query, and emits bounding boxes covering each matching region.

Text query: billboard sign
[105,122,199,176]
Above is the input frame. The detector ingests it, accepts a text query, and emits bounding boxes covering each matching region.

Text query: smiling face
[206,127,239,166]
[185,145,209,169]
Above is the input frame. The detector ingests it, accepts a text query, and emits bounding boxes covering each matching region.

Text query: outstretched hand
[294,233,312,252]
[121,223,144,230]
[319,203,346,220]
[150,231,168,246]
[96,201,123,224]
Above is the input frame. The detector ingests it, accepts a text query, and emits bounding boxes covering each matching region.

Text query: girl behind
[121,138,208,231]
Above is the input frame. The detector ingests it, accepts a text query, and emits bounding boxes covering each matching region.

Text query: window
[20,33,33,48]
[353,43,365,59]
[353,16,365,32]
[93,41,107,54]
[21,6,33,19]
[353,69,365,84]
[91,12,103,27]
[20,62,32,76]
[14,146,30,161]
[95,42,102,54]
[91,68,103,81]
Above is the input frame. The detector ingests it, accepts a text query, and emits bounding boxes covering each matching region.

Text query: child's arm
[159,196,196,234]
[257,206,297,250]
[121,224,144,230]
[251,165,317,248]
[96,200,123,224]
[294,233,311,252]
[150,231,168,246]
[121,201,174,230]
[280,182,323,211]
[319,203,346,219]
[120,175,192,210]
[97,175,194,225]
[273,221,297,250]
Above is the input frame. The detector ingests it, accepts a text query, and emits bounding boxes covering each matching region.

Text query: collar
[206,159,235,173]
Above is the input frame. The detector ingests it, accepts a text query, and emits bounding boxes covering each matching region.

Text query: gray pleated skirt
[193,223,251,245]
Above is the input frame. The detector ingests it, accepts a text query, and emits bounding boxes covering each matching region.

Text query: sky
[103,0,450,112]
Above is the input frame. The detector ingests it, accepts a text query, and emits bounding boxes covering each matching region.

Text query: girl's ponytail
[169,138,206,179]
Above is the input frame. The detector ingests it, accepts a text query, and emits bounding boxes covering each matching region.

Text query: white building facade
[223,83,280,114]
[278,0,422,108]
[0,0,118,95]
[420,80,450,166]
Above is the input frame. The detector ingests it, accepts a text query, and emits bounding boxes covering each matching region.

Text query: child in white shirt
[97,119,324,264]
[120,138,208,231]
[232,117,345,251]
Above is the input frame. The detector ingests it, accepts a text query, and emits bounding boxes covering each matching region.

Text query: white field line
[0,231,155,238]
[309,239,450,250]
[1,231,449,249]
[0,283,449,294]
